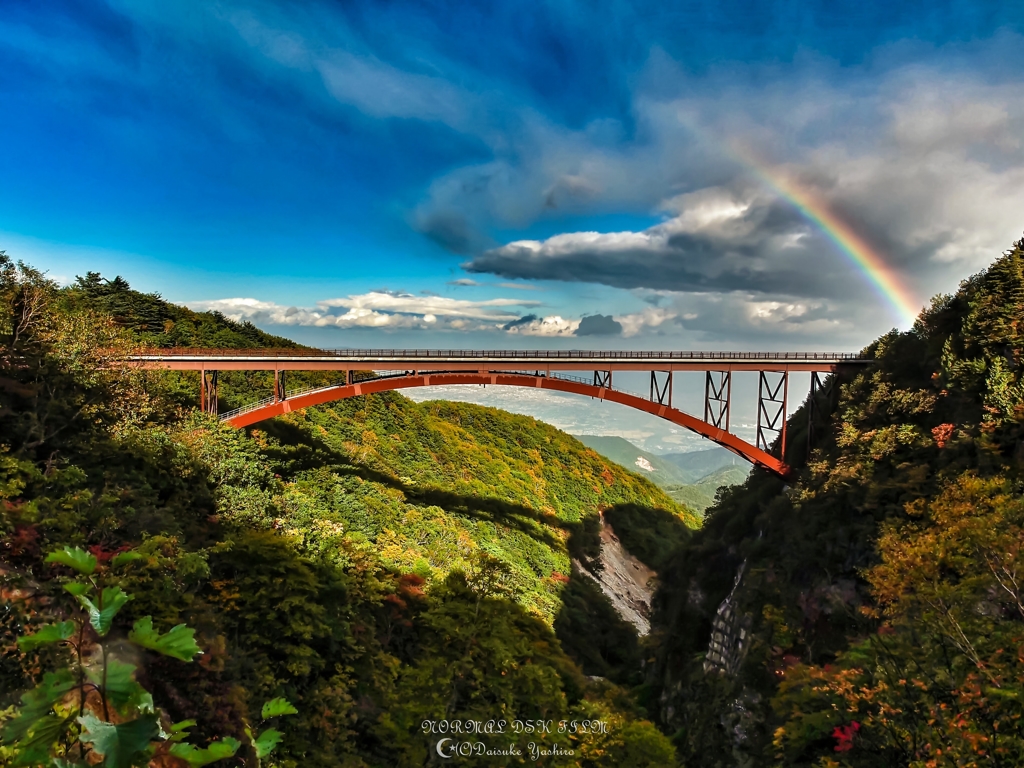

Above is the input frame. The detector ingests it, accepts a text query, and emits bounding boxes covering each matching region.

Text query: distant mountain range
[571,435,748,513]
[659,445,746,481]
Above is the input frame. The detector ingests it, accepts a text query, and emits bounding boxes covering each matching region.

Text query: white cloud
[659,188,755,230]
[187,295,613,338]
[186,288,856,343]
[316,53,468,125]
[316,291,540,320]
[187,290,542,331]
[615,306,680,337]
[222,7,482,131]
[503,315,578,336]
[501,229,660,257]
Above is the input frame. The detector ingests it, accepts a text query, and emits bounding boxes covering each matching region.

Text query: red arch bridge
[132,349,872,479]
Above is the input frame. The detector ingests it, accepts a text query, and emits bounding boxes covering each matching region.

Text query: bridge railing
[138,348,868,361]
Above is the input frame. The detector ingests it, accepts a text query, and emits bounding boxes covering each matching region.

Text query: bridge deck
[133,348,871,373]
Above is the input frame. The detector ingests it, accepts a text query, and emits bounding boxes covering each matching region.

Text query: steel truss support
[650,371,673,406]
[806,371,826,453]
[756,370,788,457]
[594,370,612,388]
[704,371,731,431]
[201,370,219,416]
[274,370,286,402]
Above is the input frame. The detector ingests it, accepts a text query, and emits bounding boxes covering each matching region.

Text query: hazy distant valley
[571,436,749,513]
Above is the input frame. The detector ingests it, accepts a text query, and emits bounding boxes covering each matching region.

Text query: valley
[571,435,749,514]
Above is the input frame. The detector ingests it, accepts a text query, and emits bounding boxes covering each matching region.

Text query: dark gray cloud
[575,314,622,336]
[416,211,486,255]
[501,313,538,330]
[464,195,854,300]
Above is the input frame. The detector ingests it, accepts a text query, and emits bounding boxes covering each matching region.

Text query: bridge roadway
[132,348,865,372]
[131,348,873,479]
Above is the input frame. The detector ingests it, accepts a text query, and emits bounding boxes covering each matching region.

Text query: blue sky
[3,0,1024,351]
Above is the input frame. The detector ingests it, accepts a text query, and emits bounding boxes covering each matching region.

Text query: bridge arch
[222,371,792,478]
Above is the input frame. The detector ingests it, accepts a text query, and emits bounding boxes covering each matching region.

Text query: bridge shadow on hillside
[257,419,574,550]
[259,418,699,693]
[602,503,694,571]
[553,503,694,689]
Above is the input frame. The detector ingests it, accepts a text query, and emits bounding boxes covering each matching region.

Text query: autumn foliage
[649,236,1024,766]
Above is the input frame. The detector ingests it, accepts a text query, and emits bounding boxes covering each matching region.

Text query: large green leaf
[167,720,197,743]
[168,737,241,766]
[251,728,283,759]
[76,587,132,637]
[17,621,76,652]
[128,617,201,661]
[45,546,97,575]
[85,657,152,714]
[77,713,159,768]
[63,581,91,597]
[11,714,70,767]
[2,670,76,743]
[260,697,298,719]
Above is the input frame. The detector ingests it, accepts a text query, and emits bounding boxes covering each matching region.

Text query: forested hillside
[660,465,749,515]
[0,257,691,766]
[648,237,1024,766]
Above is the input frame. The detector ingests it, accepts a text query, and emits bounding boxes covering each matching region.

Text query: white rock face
[574,515,657,635]
[634,456,655,472]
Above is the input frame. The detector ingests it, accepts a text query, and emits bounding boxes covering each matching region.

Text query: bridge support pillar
[756,371,788,458]
[201,370,219,416]
[650,371,673,407]
[275,369,286,403]
[593,370,612,388]
[704,371,731,431]
[806,371,825,453]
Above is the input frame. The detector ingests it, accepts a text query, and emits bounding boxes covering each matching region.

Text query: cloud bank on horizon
[2,0,1024,349]
[190,291,636,338]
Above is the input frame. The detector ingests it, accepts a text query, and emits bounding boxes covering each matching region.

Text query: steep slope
[648,237,1024,766]
[574,516,658,635]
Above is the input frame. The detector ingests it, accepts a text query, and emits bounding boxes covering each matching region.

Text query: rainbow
[731,145,920,327]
